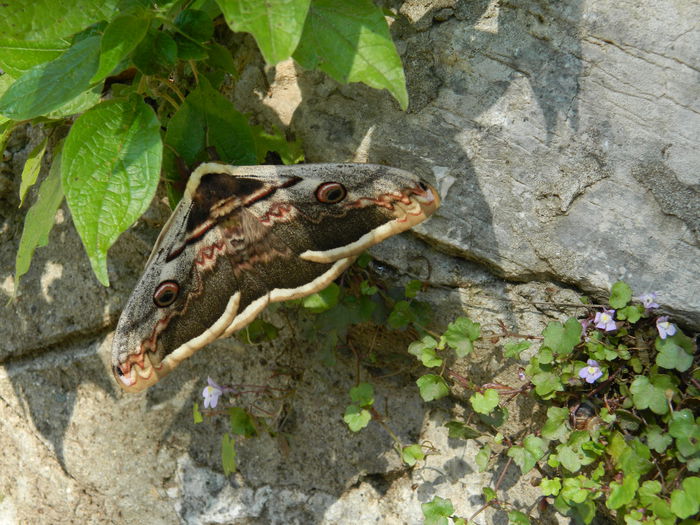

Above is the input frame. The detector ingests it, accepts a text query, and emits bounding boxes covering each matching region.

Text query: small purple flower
[580,318,591,331]
[578,360,603,384]
[638,292,659,310]
[656,316,677,340]
[202,377,223,409]
[594,309,616,331]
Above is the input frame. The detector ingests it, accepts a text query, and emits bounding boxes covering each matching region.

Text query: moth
[112,163,440,392]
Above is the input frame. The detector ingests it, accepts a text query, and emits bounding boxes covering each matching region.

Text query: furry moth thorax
[112,163,440,392]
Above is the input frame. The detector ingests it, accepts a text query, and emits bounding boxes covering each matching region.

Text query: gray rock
[0,0,697,523]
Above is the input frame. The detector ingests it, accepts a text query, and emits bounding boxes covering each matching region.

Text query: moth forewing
[112,163,440,391]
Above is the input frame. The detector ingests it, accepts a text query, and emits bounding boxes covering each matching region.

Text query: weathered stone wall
[1,0,697,523]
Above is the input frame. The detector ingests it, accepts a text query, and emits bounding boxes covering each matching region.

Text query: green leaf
[644,425,672,453]
[421,496,454,525]
[163,78,256,182]
[0,36,101,120]
[504,340,531,359]
[387,300,414,329]
[540,477,561,496]
[441,316,481,357]
[349,382,374,408]
[617,304,643,323]
[537,347,554,364]
[445,421,481,440]
[174,8,214,42]
[472,444,490,472]
[221,433,237,475]
[416,374,449,402]
[531,371,565,399]
[293,0,408,109]
[656,332,695,372]
[507,510,531,525]
[630,375,674,415]
[404,279,422,299]
[229,407,257,437]
[609,281,632,309]
[238,318,279,343]
[218,0,310,64]
[408,335,442,368]
[343,405,371,432]
[173,9,213,60]
[18,136,48,206]
[0,38,70,78]
[45,84,102,118]
[91,14,150,82]
[132,29,177,75]
[470,389,499,415]
[251,124,305,165]
[618,439,652,477]
[302,283,340,313]
[669,409,700,459]
[541,406,570,442]
[62,96,162,285]
[206,42,237,74]
[483,487,497,503]
[606,475,639,510]
[360,280,378,296]
[670,477,700,518]
[507,435,548,473]
[193,402,203,423]
[542,317,581,355]
[14,148,65,292]
[356,252,371,268]
[0,0,118,41]
[638,480,661,506]
[401,444,425,466]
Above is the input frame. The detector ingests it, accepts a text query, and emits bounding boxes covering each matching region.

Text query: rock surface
[0,0,697,524]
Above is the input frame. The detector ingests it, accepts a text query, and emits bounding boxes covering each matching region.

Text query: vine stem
[467,457,514,521]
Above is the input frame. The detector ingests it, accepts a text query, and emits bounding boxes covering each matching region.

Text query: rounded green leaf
[504,340,531,359]
[293,0,408,109]
[229,407,257,437]
[609,281,632,309]
[421,496,454,525]
[416,374,449,402]
[655,333,695,372]
[670,477,700,518]
[343,405,371,432]
[606,475,639,510]
[349,382,374,407]
[62,97,162,285]
[401,444,425,466]
[302,283,340,313]
[542,317,581,355]
[470,389,499,415]
[507,435,548,473]
[0,36,101,120]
